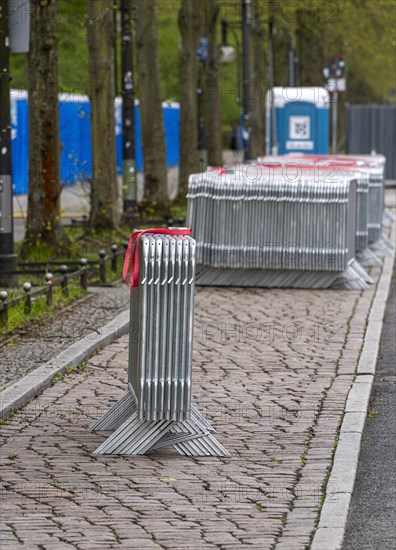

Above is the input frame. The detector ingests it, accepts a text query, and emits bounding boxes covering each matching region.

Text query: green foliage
[271,0,395,102]
[9,0,396,129]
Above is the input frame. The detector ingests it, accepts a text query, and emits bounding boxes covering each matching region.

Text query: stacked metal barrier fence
[187,166,370,289]
[256,157,378,267]
[90,229,230,457]
[269,153,393,259]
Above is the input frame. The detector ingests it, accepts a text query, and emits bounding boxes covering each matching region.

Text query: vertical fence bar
[0,290,8,326]
[45,272,54,306]
[111,244,118,272]
[60,265,69,297]
[99,250,106,283]
[80,258,88,290]
[23,282,32,314]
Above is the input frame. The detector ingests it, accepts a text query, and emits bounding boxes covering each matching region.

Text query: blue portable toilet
[266,87,329,155]
[10,90,180,195]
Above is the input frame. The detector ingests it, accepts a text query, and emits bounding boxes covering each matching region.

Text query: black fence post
[0,289,8,326]
[60,265,69,297]
[80,258,88,290]
[45,272,54,306]
[23,282,32,314]
[99,250,106,283]
[111,244,118,272]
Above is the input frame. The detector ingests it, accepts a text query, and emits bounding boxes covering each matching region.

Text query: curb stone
[0,310,129,419]
[311,221,395,550]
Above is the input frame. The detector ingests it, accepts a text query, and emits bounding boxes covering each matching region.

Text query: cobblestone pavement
[0,258,384,550]
[0,285,129,390]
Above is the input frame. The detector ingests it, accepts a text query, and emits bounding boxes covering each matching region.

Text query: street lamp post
[0,0,17,286]
[323,55,346,154]
[288,45,298,87]
[241,0,252,161]
[196,37,208,171]
[120,0,137,219]
[268,0,278,155]
[221,18,241,105]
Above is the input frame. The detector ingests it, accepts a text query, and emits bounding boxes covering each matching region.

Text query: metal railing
[345,104,396,184]
[0,244,126,329]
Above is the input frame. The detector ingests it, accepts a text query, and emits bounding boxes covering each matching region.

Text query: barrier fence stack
[186,165,371,289]
[257,156,378,268]
[90,228,230,457]
[270,153,393,259]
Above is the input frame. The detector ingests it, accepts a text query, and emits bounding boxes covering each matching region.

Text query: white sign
[327,78,346,93]
[289,116,311,139]
[9,0,30,53]
[286,140,314,150]
[220,45,235,64]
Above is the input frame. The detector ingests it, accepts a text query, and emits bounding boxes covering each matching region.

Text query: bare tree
[204,0,222,166]
[134,0,169,216]
[250,1,266,158]
[23,0,69,254]
[178,0,201,198]
[87,0,119,229]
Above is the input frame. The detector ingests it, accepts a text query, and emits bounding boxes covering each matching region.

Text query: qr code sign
[289,116,311,139]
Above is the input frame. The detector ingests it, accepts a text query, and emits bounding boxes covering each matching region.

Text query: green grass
[51,360,89,385]
[0,284,85,337]
[16,224,129,272]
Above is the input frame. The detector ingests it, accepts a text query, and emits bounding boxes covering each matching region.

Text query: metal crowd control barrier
[257,156,378,267]
[274,153,393,259]
[90,228,229,457]
[187,166,370,289]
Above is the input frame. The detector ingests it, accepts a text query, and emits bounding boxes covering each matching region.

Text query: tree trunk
[23,0,68,253]
[296,9,326,86]
[178,0,201,198]
[250,2,266,159]
[134,0,169,216]
[204,0,222,167]
[87,0,119,229]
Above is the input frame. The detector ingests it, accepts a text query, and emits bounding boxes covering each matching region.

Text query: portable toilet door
[266,87,329,155]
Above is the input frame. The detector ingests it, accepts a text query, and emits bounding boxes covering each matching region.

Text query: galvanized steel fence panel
[186,166,370,289]
[345,104,396,183]
[90,232,229,457]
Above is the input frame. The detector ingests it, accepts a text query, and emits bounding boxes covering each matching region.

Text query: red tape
[122,227,192,288]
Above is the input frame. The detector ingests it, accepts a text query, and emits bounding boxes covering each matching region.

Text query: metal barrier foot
[332,260,370,290]
[92,397,229,457]
[90,392,136,433]
[370,235,394,257]
[356,248,383,267]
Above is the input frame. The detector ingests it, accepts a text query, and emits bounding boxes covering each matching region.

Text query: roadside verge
[0,310,129,419]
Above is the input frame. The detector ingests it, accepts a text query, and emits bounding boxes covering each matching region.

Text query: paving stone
[0,262,387,547]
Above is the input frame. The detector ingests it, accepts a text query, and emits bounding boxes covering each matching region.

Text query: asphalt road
[343,259,396,549]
